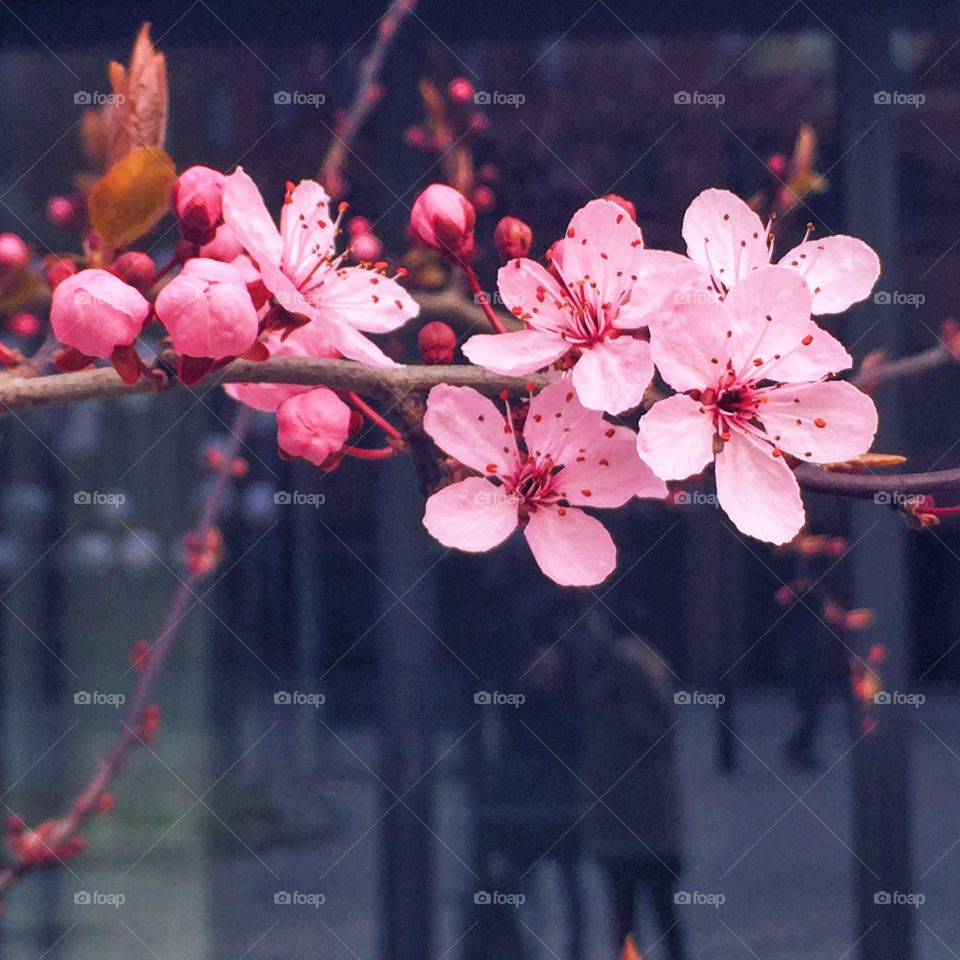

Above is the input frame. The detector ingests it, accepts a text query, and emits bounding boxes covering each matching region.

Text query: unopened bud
[0,233,28,273]
[418,321,457,365]
[172,165,225,246]
[494,216,533,262]
[110,251,156,294]
[45,257,78,291]
[448,77,475,103]
[409,184,476,262]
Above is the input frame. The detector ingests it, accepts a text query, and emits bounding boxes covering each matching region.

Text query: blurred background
[0,0,959,958]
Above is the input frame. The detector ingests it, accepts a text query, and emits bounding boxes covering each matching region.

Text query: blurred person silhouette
[581,610,687,960]
[470,605,585,960]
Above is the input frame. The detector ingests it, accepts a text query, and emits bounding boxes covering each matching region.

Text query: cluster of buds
[823,601,874,632]
[184,527,224,578]
[204,446,249,477]
[7,815,86,869]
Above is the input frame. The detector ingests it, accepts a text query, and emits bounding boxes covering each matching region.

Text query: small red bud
[0,233,28,273]
[46,195,82,227]
[8,312,39,338]
[494,216,533,262]
[448,77,475,103]
[45,257,78,291]
[172,166,225,246]
[110,251,156,294]
[418,321,457,365]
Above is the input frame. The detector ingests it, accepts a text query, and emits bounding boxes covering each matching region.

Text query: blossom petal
[222,167,282,266]
[682,188,770,285]
[423,384,517,476]
[524,506,617,586]
[724,266,813,374]
[616,251,710,329]
[552,199,644,301]
[312,269,418,334]
[558,426,667,507]
[496,258,569,333]
[522,379,600,465]
[778,235,880,314]
[648,298,730,393]
[280,179,336,287]
[462,329,567,376]
[715,433,804,544]
[760,380,878,463]
[762,322,853,383]
[636,393,716,480]
[423,477,519,553]
[571,336,653,413]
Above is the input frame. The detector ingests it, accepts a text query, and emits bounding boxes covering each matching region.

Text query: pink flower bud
[418,321,457,364]
[172,165,225,246]
[46,195,82,228]
[448,78,475,103]
[110,251,156,294]
[601,193,637,222]
[199,223,244,262]
[50,269,149,359]
[46,258,77,291]
[276,388,352,467]
[348,216,373,238]
[8,312,39,338]
[154,258,258,359]
[0,234,28,273]
[410,184,476,262]
[350,231,382,262]
[493,216,533,262]
[471,185,495,213]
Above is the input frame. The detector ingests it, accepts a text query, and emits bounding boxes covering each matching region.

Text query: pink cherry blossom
[154,258,258,359]
[680,188,880,314]
[636,265,878,544]
[225,324,338,412]
[50,269,149,359]
[421,380,667,586]
[275,387,352,467]
[221,167,418,368]
[462,199,700,414]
